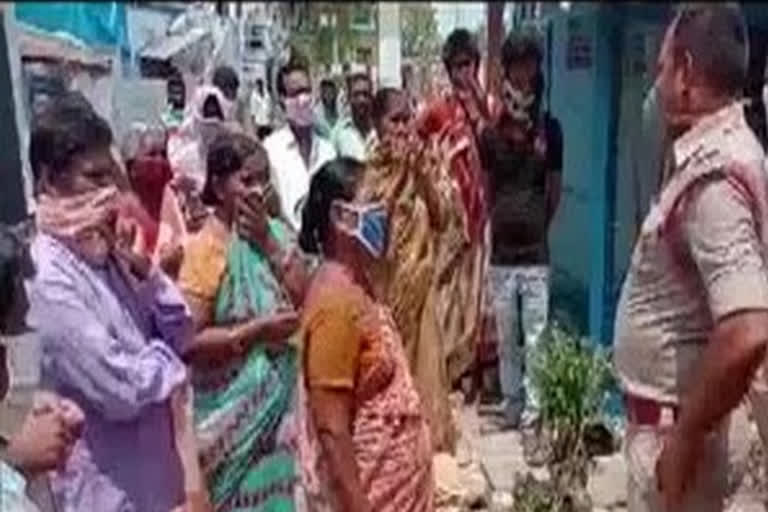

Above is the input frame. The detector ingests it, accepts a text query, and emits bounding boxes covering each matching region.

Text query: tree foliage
[401,3,441,59]
[288,2,375,72]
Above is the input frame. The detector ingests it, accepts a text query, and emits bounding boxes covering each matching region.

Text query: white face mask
[502,80,536,125]
[284,92,314,127]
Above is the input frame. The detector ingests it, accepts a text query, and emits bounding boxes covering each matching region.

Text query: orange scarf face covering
[36,186,120,266]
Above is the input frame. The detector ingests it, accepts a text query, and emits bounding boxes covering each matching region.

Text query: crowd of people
[0,24,560,512]
[2,3,768,512]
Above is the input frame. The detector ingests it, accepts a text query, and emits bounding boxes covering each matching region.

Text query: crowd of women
[8,26,518,512]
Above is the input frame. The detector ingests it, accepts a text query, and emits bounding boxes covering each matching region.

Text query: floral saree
[358,135,457,453]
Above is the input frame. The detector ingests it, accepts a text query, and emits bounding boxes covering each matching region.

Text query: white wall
[4,5,34,216]
[127,6,174,55]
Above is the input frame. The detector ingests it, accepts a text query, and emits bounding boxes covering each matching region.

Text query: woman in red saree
[417,29,498,392]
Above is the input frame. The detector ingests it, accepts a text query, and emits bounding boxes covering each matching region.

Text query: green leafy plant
[513,323,614,511]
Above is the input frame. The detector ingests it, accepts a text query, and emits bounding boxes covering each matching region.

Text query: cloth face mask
[502,80,536,124]
[36,185,120,266]
[331,200,389,259]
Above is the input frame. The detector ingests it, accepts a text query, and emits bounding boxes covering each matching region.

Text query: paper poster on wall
[566,17,592,70]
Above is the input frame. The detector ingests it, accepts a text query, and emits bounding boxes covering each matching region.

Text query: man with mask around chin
[264,51,337,232]
[477,32,563,445]
[25,91,203,512]
[0,224,84,512]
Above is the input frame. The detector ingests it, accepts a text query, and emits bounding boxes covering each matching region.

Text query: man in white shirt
[331,73,376,162]
[264,55,337,232]
[313,78,340,139]
[251,79,273,141]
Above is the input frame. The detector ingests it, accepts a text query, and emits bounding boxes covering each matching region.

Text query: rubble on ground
[437,399,768,512]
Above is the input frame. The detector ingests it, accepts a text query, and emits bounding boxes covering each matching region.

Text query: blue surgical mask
[332,200,389,258]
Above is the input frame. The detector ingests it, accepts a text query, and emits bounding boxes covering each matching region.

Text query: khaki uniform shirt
[615,102,768,404]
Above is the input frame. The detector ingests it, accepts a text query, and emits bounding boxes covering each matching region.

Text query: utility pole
[486,1,505,99]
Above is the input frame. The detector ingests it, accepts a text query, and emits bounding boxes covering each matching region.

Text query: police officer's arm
[675,177,768,441]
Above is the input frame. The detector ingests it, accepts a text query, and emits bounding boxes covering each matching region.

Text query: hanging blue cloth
[15,2,129,52]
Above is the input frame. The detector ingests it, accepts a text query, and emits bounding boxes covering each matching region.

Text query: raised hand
[6,408,74,474]
[235,187,270,246]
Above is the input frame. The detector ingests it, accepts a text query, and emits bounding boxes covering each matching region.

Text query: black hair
[202,132,265,206]
[277,49,310,97]
[0,224,33,328]
[320,78,337,90]
[372,87,402,124]
[501,30,546,115]
[298,157,365,255]
[672,2,748,95]
[501,31,543,70]
[29,91,113,187]
[212,66,240,98]
[347,72,372,92]
[442,28,480,71]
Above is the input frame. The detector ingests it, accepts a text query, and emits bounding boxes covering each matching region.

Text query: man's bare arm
[676,310,768,439]
[546,172,562,229]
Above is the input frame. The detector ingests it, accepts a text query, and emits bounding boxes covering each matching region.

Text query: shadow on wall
[550,265,589,336]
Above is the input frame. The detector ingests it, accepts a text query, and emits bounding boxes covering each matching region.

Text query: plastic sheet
[15,2,128,52]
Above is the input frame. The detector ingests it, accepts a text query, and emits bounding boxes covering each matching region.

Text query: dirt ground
[435,399,768,511]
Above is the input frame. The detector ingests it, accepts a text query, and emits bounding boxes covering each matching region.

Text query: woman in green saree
[176,131,309,511]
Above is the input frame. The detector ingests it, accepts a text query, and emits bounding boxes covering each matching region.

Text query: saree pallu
[418,93,492,386]
[193,220,299,512]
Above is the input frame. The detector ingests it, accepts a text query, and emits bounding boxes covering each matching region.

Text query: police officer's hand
[656,428,701,511]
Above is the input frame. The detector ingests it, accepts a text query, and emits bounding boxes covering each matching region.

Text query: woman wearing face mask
[176,132,313,511]
[297,158,434,512]
[356,88,460,453]
[27,91,204,512]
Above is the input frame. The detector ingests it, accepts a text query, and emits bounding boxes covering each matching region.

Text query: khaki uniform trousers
[625,406,729,512]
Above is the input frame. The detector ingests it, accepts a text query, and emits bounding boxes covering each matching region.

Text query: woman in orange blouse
[297,158,434,512]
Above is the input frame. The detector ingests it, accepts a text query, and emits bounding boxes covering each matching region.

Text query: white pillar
[377,2,401,88]
[3,5,34,216]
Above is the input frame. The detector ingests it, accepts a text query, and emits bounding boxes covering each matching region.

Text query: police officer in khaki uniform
[614,4,768,511]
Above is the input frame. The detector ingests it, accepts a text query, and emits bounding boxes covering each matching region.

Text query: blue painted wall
[547,11,596,335]
[547,6,621,344]
[15,3,129,52]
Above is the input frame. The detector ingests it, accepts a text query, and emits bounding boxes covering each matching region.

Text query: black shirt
[479,113,563,265]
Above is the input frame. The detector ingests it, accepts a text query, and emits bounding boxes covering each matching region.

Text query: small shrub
[512,323,614,511]
[530,323,614,462]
